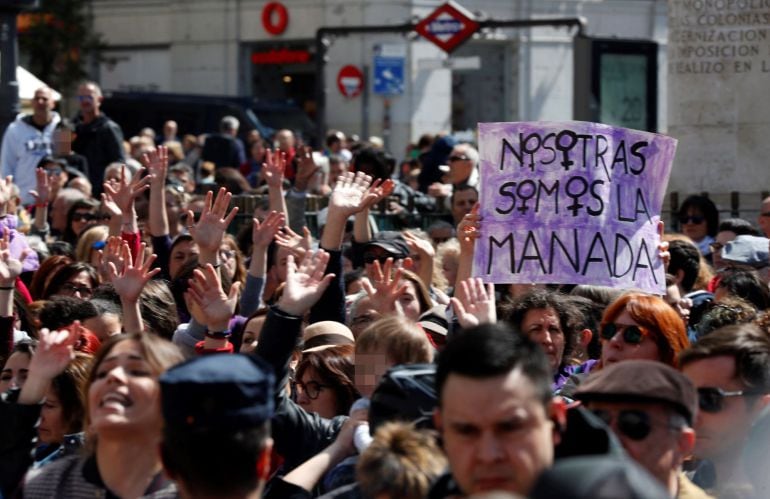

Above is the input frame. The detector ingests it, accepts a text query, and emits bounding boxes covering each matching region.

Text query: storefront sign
[473,121,677,293]
[262,2,289,35]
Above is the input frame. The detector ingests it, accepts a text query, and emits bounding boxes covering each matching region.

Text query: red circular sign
[262,2,289,35]
[337,65,364,98]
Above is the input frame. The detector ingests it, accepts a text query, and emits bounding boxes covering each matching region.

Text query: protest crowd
[0,82,768,499]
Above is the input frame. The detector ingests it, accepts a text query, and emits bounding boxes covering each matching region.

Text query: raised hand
[103,165,152,215]
[252,210,285,249]
[294,146,320,191]
[0,175,13,208]
[186,264,240,329]
[100,191,122,219]
[274,225,313,260]
[403,230,435,260]
[141,145,169,182]
[262,149,287,189]
[27,326,79,382]
[657,220,670,271]
[96,236,127,283]
[187,187,239,254]
[109,242,160,303]
[362,178,395,211]
[277,250,336,316]
[328,171,378,217]
[457,202,481,251]
[29,168,52,205]
[0,228,23,285]
[450,277,496,328]
[361,258,407,314]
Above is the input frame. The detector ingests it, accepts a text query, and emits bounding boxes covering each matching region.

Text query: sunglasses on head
[697,386,764,413]
[591,409,657,441]
[600,323,647,344]
[679,215,705,225]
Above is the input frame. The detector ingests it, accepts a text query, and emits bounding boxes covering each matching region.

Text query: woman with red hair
[600,292,689,368]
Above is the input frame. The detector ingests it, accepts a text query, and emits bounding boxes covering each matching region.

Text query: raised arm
[108,242,161,334]
[0,229,23,362]
[450,277,497,329]
[187,187,238,267]
[241,210,284,316]
[103,164,152,257]
[185,263,241,354]
[262,149,289,224]
[143,146,170,237]
[403,230,435,290]
[28,169,52,236]
[18,327,78,405]
[361,258,408,318]
[455,202,480,288]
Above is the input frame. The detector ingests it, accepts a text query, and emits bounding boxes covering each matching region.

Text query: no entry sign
[414,1,479,53]
[337,65,364,98]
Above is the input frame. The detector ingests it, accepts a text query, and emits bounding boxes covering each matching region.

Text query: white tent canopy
[17,66,61,101]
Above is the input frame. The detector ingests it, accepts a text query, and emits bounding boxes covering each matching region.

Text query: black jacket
[72,113,125,193]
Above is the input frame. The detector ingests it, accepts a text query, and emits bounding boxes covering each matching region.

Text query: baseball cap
[160,353,274,431]
[721,235,770,268]
[363,231,410,260]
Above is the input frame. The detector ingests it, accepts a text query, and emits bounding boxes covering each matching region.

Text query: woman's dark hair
[42,262,98,300]
[718,218,759,237]
[170,257,232,323]
[295,344,359,416]
[38,296,98,330]
[716,268,770,311]
[678,195,719,237]
[63,198,99,245]
[344,268,365,295]
[51,353,92,436]
[28,255,73,300]
[140,280,180,339]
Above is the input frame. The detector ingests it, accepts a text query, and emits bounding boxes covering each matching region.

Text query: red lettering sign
[262,2,289,35]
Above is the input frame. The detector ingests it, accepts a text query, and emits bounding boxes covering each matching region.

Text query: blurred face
[77,83,101,115]
[296,366,339,419]
[240,316,266,354]
[163,121,177,138]
[442,255,459,288]
[51,195,73,233]
[56,271,94,300]
[354,349,393,398]
[429,227,454,246]
[38,387,66,445]
[219,243,238,281]
[70,208,97,237]
[447,147,474,185]
[0,351,31,392]
[711,230,737,270]
[84,313,123,342]
[169,240,199,279]
[44,162,68,189]
[350,296,379,339]
[682,355,768,461]
[53,128,72,154]
[587,401,689,488]
[436,370,556,495]
[452,189,478,224]
[274,247,290,282]
[88,340,162,437]
[329,160,347,185]
[104,168,123,184]
[679,208,708,243]
[250,141,266,162]
[521,307,565,373]
[600,309,661,366]
[397,280,423,322]
[759,199,770,238]
[32,88,54,117]
[276,130,295,151]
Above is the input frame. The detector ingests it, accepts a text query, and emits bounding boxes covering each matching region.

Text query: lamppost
[0,0,39,135]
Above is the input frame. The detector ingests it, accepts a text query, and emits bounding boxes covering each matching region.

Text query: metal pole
[0,9,20,136]
[361,64,369,142]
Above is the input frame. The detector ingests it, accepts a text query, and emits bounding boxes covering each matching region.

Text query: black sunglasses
[72,213,97,222]
[448,155,469,162]
[600,323,646,344]
[363,254,399,265]
[679,215,705,225]
[591,409,656,441]
[697,386,764,413]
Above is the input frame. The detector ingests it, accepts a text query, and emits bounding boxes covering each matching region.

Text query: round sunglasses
[600,323,647,344]
[591,409,678,441]
[697,386,766,413]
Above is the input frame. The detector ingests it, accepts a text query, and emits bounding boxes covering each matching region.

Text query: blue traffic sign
[373,55,404,96]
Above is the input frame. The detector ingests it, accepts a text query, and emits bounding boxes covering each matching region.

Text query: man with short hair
[160,353,275,499]
[574,360,712,498]
[201,115,245,169]
[1,86,61,206]
[71,81,125,195]
[450,184,478,225]
[757,196,770,237]
[679,323,770,495]
[445,143,479,188]
[431,323,566,496]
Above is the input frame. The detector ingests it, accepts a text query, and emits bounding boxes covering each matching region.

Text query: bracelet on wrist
[0,285,14,290]
[35,202,48,208]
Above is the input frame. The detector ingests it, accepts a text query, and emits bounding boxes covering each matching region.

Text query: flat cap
[721,235,770,268]
[160,353,274,431]
[573,360,697,425]
[364,231,410,259]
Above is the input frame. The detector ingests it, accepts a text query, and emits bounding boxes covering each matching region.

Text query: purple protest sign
[473,121,677,293]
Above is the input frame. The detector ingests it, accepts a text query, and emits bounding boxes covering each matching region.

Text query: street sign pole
[0,0,39,136]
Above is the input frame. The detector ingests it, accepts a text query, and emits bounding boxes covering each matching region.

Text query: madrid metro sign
[414,1,479,53]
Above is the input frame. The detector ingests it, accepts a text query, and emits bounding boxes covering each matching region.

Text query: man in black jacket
[72,81,125,195]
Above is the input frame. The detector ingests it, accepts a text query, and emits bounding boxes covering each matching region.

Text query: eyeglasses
[60,283,93,297]
[294,380,329,400]
[709,242,724,253]
[600,323,648,344]
[679,215,705,225]
[219,249,235,261]
[448,155,470,162]
[45,166,63,176]
[77,95,94,102]
[591,409,674,441]
[72,213,97,222]
[697,386,765,413]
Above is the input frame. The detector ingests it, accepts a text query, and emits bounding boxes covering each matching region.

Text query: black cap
[369,363,436,435]
[574,360,698,425]
[364,231,410,259]
[160,353,274,431]
[36,155,67,169]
